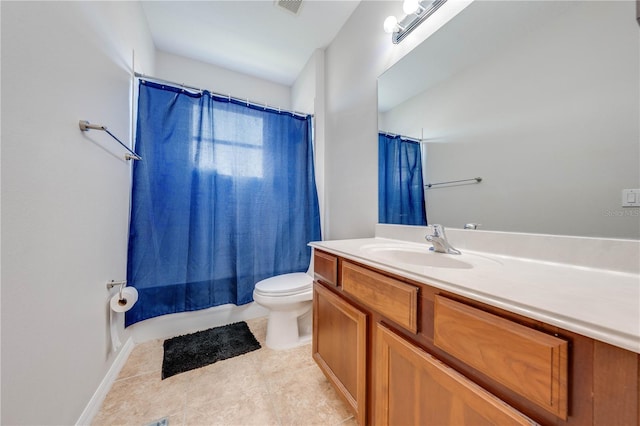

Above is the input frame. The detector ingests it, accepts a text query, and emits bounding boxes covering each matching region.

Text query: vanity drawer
[342,262,418,333]
[434,295,568,420]
[314,250,338,286]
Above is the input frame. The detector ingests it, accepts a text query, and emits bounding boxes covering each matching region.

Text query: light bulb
[403,0,421,15]
[383,15,399,33]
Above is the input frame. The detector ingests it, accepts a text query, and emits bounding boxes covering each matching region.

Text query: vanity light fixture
[384,0,447,44]
[403,0,423,14]
[383,16,404,34]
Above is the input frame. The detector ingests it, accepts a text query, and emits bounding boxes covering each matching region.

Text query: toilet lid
[255,273,313,295]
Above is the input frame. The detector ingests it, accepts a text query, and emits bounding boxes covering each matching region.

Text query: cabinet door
[374,323,538,426]
[313,283,367,426]
[434,295,568,419]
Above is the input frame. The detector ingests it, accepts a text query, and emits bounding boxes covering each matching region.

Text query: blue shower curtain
[378,133,427,225]
[125,80,321,326]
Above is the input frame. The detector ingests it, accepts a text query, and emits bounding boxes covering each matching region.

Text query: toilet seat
[254,272,313,297]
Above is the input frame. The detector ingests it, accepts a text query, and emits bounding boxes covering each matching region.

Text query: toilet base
[264,301,312,350]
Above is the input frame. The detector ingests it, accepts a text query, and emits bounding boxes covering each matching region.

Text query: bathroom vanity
[310,226,640,426]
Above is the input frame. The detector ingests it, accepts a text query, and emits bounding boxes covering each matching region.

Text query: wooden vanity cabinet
[375,322,537,426]
[342,261,419,333]
[433,295,568,419]
[312,278,367,425]
[311,249,640,426]
[314,249,338,286]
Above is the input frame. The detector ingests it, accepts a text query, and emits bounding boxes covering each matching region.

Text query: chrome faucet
[425,224,461,255]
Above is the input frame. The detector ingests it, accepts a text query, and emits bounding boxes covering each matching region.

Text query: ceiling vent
[275,0,303,16]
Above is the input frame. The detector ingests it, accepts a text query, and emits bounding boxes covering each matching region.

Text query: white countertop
[310,235,640,354]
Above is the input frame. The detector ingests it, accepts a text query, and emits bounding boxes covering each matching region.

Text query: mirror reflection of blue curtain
[125,81,321,326]
[378,133,427,225]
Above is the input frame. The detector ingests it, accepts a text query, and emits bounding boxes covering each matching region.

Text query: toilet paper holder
[106,280,128,301]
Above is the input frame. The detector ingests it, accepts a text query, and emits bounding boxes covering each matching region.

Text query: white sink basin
[360,243,500,269]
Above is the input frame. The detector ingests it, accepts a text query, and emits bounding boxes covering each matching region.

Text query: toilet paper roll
[110,287,138,313]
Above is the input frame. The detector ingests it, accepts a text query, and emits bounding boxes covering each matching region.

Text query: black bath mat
[161,321,261,379]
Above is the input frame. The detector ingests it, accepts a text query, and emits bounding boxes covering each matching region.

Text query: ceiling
[141,0,361,86]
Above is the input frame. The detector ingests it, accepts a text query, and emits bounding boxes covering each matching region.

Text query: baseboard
[75,337,135,425]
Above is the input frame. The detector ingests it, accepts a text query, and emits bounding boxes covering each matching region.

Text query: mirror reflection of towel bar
[426,177,482,189]
[79,120,142,161]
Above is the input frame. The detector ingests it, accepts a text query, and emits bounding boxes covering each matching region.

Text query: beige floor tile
[165,413,186,426]
[258,344,315,378]
[185,383,279,426]
[93,317,352,426]
[246,316,268,346]
[117,339,164,379]
[268,364,353,425]
[184,352,264,407]
[92,371,188,426]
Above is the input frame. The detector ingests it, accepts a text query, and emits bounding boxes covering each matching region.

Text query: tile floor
[92,317,355,426]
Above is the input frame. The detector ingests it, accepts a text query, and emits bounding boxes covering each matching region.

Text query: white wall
[155,50,291,110]
[324,2,398,240]
[292,49,327,237]
[291,50,318,115]
[380,1,640,239]
[1,2,154,424]
[323,0,470,240]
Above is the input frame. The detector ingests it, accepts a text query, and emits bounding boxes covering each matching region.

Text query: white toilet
[253,272,313,350]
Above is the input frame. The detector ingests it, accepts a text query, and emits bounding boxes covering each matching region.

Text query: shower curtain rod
[134,72,312,118]
[379,131,423,143]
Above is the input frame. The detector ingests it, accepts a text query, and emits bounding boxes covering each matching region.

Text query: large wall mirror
[378,0,639,239]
